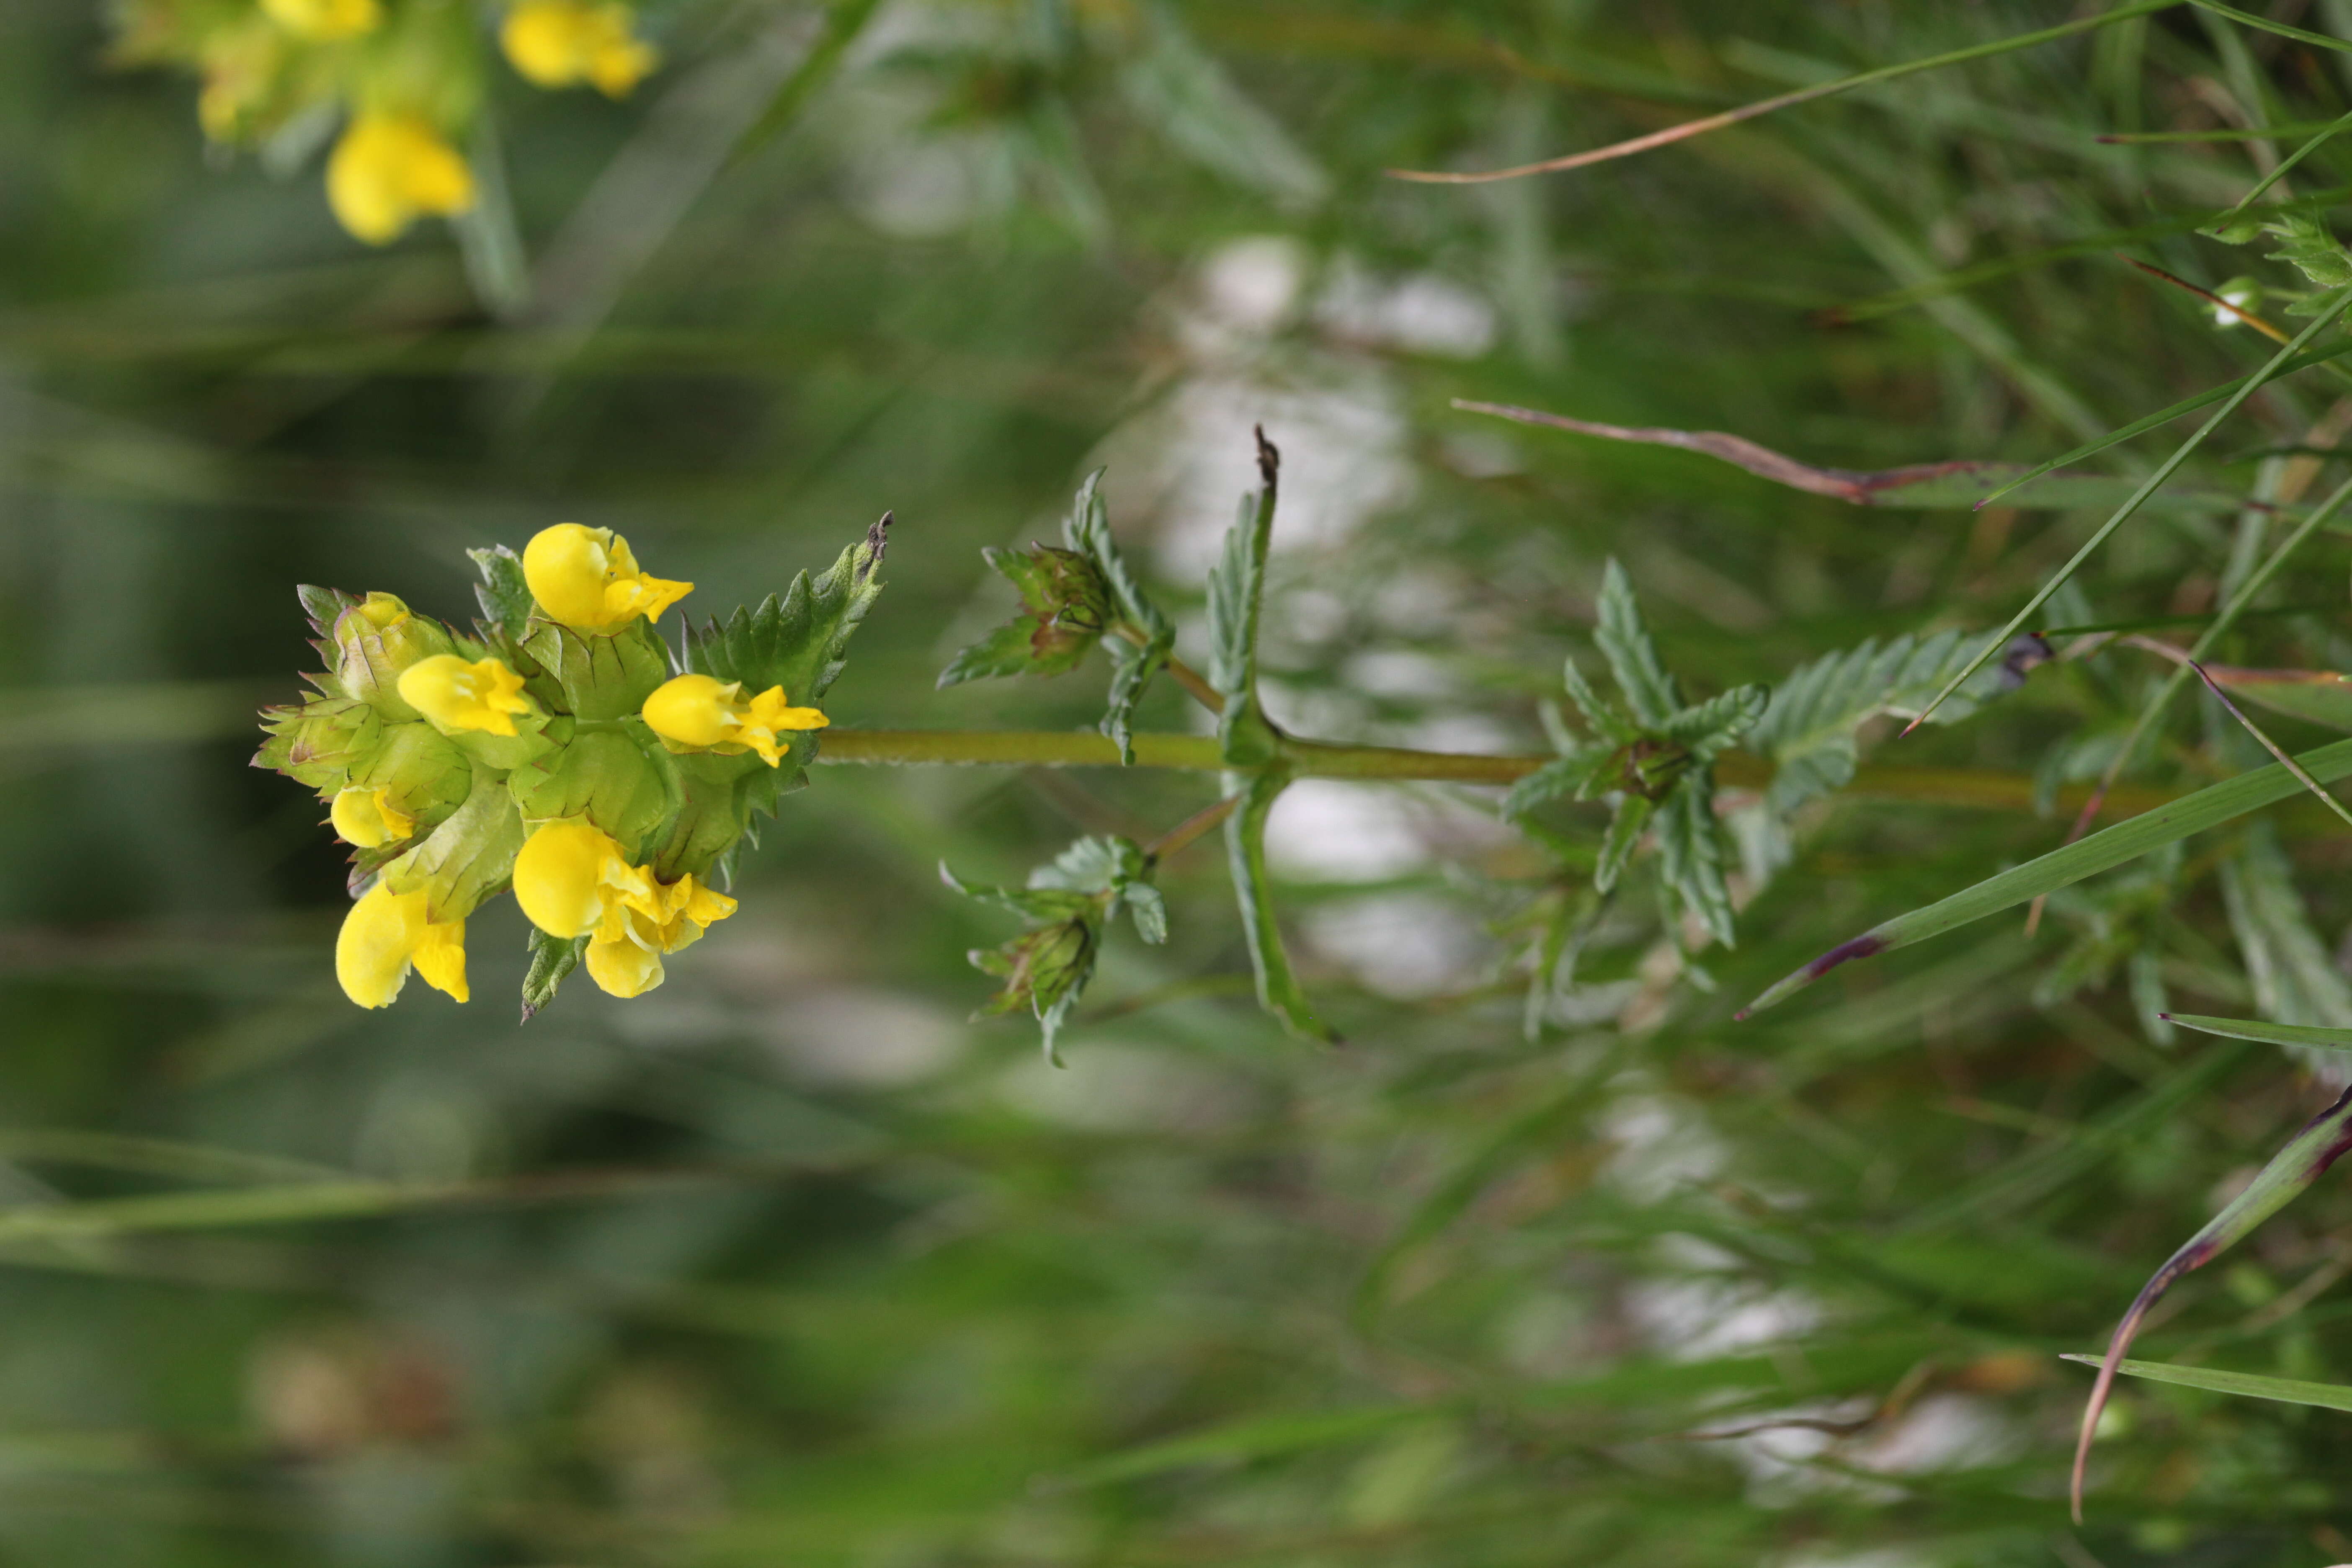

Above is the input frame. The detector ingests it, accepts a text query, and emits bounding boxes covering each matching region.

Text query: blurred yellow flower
[261,0,381,41]
[521,523,692,631]
[336,884,468,1007]
[397,654,533,737]
[642,673,827,766]
[501,0,659,97]
[196,23,285,141]
[326,112,476,245]
[330,786,416,848]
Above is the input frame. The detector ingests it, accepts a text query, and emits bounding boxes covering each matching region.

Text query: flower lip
[327,113,477,246]
[501,0,659,97]
[336,884,467,1007]
[522,523,692,631]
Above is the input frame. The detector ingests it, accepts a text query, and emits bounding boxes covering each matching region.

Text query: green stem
[810,728,2187,816]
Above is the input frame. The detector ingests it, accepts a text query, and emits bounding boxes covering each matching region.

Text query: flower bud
[397,655,534,738]
[501,0,658,97]
[938,546,1110,686]
[327,112,477,246]
[257,696,382,794]
[642,673,827,766]
[336,884,467,1007]
[522,523,692,631]
[330,787,416,848]
[333,593,457,719]
[972,917,1093,1019]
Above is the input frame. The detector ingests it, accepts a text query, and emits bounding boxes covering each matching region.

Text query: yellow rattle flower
[261,0,381,41]
[336,884,468,1007]
[641,673,827,766]
[511,820,736,998]
[326,112,477,246]
[330,786,416,848]
[522,523,693,631]
[397,655,534,737]
[501,0,659,97]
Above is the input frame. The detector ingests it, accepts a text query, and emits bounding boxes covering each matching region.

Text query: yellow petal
[329,786,414,848]
[397,655,531,737]
[335,884,426,1008]
[586,932,665,997]
[413,918,469,1002]
[522,523,692,630]
[262,0,381,41]
[325,113,476,246]
[641,673,740,748]
[513,819,653,939]
[502,0,657,94]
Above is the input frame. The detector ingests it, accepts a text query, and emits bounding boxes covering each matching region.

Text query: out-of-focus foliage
[18,1,2352,1564]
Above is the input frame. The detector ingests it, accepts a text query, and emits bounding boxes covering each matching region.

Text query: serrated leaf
[1659,683,1766,761]
[1594,793,1653,895]
[296,583,361,640]
[1206,446,1282,766]
[467,545,533,635]
[1559,657,1637,745]
[520,929,587,1021]
[1654,777,1734,948]
[1593,560,1679,728]
[1123,883,1169,945]
[1226,769,1336,1043]
[686,514,890,705]
[1501,748,1615,819]
[936,620,1042,688]
[1751,629,2012,816]
[1062,470,1172,764]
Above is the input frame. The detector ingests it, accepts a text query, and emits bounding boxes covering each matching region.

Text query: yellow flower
[261,0,381,41]
[326,112,477,246]
[521,523,692,631]
[397,655,533,737]
[642,673,827,766]
[501,0,659,97]
[336,884,468,1007]
[512,818,658,940]
[512,820,735,997]
[584,874,737,998]
[330,786,416,848]
[196,22,285,142]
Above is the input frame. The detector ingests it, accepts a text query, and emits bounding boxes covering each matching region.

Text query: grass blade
[2160,1012,2352,1051]
[2058,1354,2352,1413]
[2071,1080,2352,1518]
[2186,0,2352,56]
[1901,291,2349,732]
[1385,0,2177,183]
[2187,659,2352,832]
[1739,735,2352,1016]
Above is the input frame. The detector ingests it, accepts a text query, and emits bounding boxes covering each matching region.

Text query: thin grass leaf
[1905,295,2349,732]
[2184,0,2352,57]
[2190,660,2352,832]
[1044,1405,1439,1490]
[2200,106,2352,235]
[1384,0,2175,183]
[2072,1079,2352,1519]
[2060,1355,2352,1413]
[1740,735,2352,1017]
[2163,1012,2352,1051]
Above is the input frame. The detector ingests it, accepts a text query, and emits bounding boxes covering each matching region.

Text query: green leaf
[1659,683,1766,761]
[2060,1356,2352,1415]
[1742,734,2352,1017]
[1594,793,1654,895]
[1655,777,1735,948]
[944,834,1166,1062]
[1593,560,1680,728]
[1501,748,1617,819]
[520,929,587,1022]
[687,514,890,705]
[2219,824,2352,1057]
[1560,656,1638,745]
[1063,469,1172,764]
[938,545,1109,688]
[1226,769,1335,1043]
[2072,1076,2352,1515]
[1205,436,1282,766]
[1751,629,2013,815]
[2164,1013,2352,1052]
[1046,1405,1436,1490]
[466,547,533,637]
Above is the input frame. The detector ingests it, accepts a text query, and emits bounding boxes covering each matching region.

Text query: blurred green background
[15,0,2352,1562]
